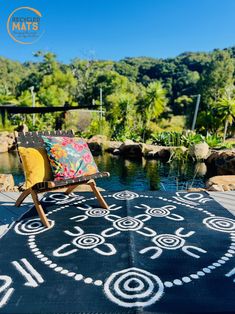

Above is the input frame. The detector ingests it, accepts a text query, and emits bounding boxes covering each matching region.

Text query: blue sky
[1,0,235,63]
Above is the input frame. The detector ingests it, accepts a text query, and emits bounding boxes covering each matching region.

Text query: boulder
[113,148,121,155]
[195,162,207,176]
[141,144,159,159]
[206,151,220,164]
[0,140,9,153]
[87,135,108,155]
[0,174,16,191]
[119,140,142,158]
[189,142,210,160]
[187,187,206,192]
[0,132,16,151]
[206,175,235,191]
[0,131,9,137]
[88,135,108,143]
[145,150,158,159]
[141,144,160,155]
[206,150,235,175]
[156,148,171,160]
[105,141,122,153]
[87,142,102,154]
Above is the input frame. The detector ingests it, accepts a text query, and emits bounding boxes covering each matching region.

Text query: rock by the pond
[105,141,122,153]
[187,187,206,192]
[142,144,161,158]
[206,175,235,191]
[0,140,8,153]
[0,132,16,152]
[112,148,121,155]
[189,142,210,160]
[206,150,235,175]
[0,174,17,191]
[195,162,207,176]
[87,135,108,154]
[119,140,142,157]
[156,148,171,160]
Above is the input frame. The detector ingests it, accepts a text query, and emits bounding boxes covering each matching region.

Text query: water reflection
[0,152,205,191]
[94,154,205,191]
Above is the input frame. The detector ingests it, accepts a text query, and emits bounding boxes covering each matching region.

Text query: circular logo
[7,7,44,44]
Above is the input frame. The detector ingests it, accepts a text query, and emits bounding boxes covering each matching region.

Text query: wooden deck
[0,191,234,236]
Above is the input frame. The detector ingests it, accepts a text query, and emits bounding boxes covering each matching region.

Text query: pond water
[0,152,206,191]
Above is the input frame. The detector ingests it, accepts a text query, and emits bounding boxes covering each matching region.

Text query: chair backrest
[15,130,74,148]
[15,130,74,163]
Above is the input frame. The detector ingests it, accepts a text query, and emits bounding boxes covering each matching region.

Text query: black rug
[0,190,235,314]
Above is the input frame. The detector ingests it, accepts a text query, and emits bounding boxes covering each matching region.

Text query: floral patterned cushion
[41,136,98,181]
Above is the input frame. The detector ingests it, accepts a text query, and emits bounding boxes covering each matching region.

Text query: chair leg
[30,189,51,228]
[15,189,31,207]
[88,180,109,209]
[64,185,78,195]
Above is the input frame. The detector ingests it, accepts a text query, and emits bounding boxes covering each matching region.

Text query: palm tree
[216,87,235,141]
[140,81,168,141]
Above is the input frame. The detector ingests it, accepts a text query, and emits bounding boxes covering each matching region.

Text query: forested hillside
[1,47,235,141]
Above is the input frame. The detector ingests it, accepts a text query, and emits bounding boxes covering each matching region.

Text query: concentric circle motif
[183,193,203,200]
[113,217,143,231]
[203,216,235,233]
[42,193,70,203]
[42,193,82,204]
[104,267,164,308]
[113,191,139,200]
[86,209,110,217]
[152,234,185,250]
[14,218,54,235]
[72,234,105,249]
[146,208,170,217]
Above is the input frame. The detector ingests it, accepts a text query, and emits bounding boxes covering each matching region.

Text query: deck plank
[208,191,235,216]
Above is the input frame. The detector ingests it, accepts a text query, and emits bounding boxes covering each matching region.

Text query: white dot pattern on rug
[27,235,103,286]
[157,196,215,217]
[75,274,83,281]
[164,281,173,288]
[163,233,235,288]
[84,277,93,284]
[173,279,182,286]
[61,269,69,275]
[26,193,235,293]
[94,280,103,286]
[182,277,191,283]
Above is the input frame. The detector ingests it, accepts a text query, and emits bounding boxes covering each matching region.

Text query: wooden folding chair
[15,130,110,228]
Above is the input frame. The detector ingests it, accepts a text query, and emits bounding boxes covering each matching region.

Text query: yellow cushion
[18,147,53,189]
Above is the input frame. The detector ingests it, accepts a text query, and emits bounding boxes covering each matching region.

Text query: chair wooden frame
[15,130,110,228]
